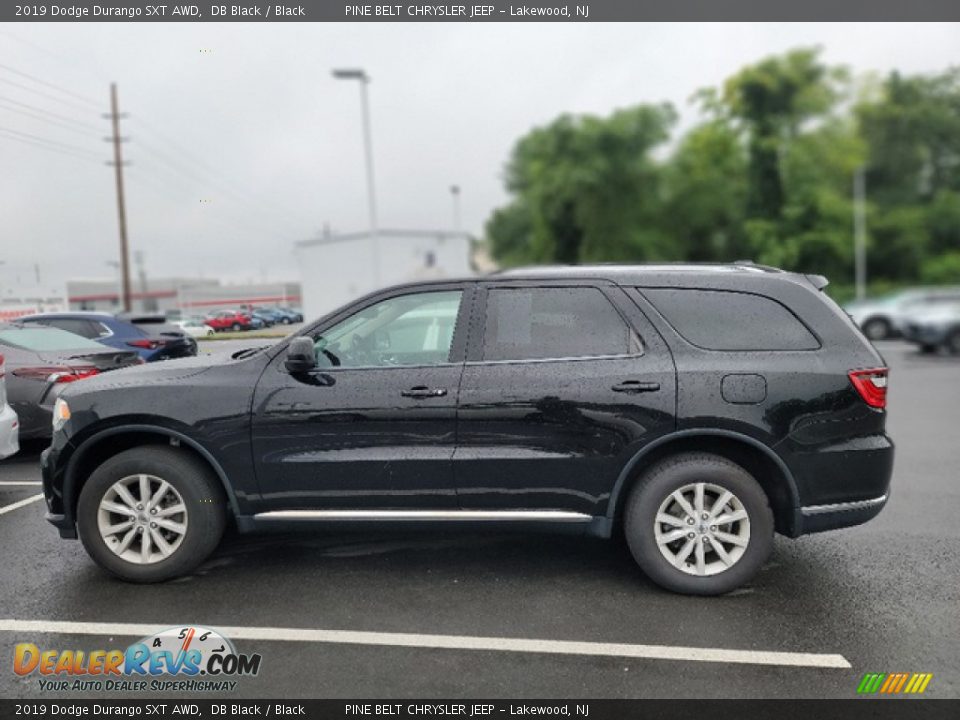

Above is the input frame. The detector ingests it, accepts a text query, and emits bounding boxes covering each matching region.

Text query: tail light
[13,366,100,383]
[127,339,165,350]
[848,368,888,409]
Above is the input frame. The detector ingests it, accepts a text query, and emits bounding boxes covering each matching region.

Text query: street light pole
[333,68,381,286]
[450,184,461,232]
[853,166,867,301]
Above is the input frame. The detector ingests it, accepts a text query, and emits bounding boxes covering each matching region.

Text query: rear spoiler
[804,274,829,291]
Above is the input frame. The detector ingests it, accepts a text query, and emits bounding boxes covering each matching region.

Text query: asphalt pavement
[0,341,957,699]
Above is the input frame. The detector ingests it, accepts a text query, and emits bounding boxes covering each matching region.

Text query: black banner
[1,700,959,720]
[3,0,960,22]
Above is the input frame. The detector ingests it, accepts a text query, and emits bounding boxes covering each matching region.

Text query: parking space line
[0,481,42,486]
[0,618,850,668]
[0,494,43,517]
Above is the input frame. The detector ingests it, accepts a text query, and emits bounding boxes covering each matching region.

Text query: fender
[605,428,801,521]
[63,424,242,523]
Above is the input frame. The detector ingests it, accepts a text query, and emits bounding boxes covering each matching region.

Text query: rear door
[453,281,676,517]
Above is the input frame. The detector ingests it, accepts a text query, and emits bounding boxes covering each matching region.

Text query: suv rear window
[642,288,819,351]
[482,287,638,361]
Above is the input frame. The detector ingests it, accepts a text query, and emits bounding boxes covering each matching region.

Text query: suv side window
[642,288,819,351]
[481,287,639,362]
[313,290,463,369]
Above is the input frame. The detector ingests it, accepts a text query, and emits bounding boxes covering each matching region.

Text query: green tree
[661,121,747,261]
[488,104,676,265]
[718,48,847,221]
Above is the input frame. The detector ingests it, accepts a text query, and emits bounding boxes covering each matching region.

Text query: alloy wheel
[653,482,751,576]
[97,474,188,564]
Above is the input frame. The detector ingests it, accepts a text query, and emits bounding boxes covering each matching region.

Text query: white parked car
[0,353,19,459]
[172,317,216,338]
[845,287,960,340]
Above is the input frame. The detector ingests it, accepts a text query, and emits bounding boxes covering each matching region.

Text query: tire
[861,317,891,341]
[281,317,291,325]
[919,343,938,355]
[232,323,241,332]
[622,452,774,595]
[946,329,960,356]
[77,446,228,583]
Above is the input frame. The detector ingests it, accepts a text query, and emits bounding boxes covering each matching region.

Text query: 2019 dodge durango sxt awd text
[41,264,894,594]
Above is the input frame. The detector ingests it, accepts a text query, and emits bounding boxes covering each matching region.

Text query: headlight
[52,398,71,432]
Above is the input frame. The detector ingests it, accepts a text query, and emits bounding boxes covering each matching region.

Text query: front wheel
[623,452,774,595]
[77,447,227,583]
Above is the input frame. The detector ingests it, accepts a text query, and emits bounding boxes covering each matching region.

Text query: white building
[294,229,474,318]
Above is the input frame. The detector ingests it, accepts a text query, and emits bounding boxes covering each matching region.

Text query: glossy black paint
[41,265,894,542]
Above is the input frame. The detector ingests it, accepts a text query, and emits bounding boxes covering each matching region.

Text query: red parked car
[204,310,252,332]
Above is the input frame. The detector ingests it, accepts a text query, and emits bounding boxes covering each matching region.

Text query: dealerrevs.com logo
[13,626,262,692]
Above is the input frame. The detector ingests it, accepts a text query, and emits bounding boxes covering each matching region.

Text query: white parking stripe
[0,618,850,668]
[0,493,43,516]
[0,481,42,486]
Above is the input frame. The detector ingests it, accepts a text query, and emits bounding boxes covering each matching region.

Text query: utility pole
[106,83,132,312]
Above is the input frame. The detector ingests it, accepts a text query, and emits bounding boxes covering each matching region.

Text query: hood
[60,345,269,396]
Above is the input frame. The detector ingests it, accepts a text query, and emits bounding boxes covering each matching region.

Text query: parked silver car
[0,352,19,459]
[845,287,960,340]
[0,323,141,440]
[900,301,960,354]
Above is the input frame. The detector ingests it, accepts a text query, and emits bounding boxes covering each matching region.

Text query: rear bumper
[798,493,888,534]
[0,404,19,459]
[785,432,894,536]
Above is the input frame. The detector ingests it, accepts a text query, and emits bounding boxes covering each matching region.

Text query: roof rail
[732,260,785,273]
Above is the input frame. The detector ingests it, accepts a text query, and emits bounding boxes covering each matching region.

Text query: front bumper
[902,322,948,347]
[0,403,19,459]
[41,441,77,538]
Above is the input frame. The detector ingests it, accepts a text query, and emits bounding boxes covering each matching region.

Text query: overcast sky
[1,22,958,294]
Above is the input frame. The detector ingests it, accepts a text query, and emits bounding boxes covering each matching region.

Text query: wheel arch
[607,430,801,537]
[64,424,241,526]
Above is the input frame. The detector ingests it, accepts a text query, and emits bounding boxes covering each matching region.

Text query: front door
[251,285,472,510]
[454,282,677,517]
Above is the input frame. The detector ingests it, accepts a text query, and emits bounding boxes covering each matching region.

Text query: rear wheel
[623,452,774,595]
[861,317,891,341]
[77,447,227,583]
[231,323,241,332]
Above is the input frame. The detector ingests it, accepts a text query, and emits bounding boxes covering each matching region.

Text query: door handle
[611,380,660,394]
[401,386,448,398]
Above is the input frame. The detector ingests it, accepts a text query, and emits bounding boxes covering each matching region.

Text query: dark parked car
[271,307,303,324]
[41,264,893,594]
[17,312,197,363]
[0,323,141,440]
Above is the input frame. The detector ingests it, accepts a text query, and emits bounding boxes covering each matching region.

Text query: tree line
[485,49,960,296]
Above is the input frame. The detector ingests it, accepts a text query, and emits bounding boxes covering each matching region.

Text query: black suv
[41,264,894,594]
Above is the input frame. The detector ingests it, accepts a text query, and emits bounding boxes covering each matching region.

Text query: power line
[0,94,102,131]
[133,117,311,222]
[0,76,100,114]
[0,128,102,163]
[0,61,101,108]
[0,99,102,137]
[132,136,307,238]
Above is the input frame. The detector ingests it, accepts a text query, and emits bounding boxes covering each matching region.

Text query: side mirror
[285,337,316,373]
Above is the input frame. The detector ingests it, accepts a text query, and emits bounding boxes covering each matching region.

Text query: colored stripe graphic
[858,672,932,694]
